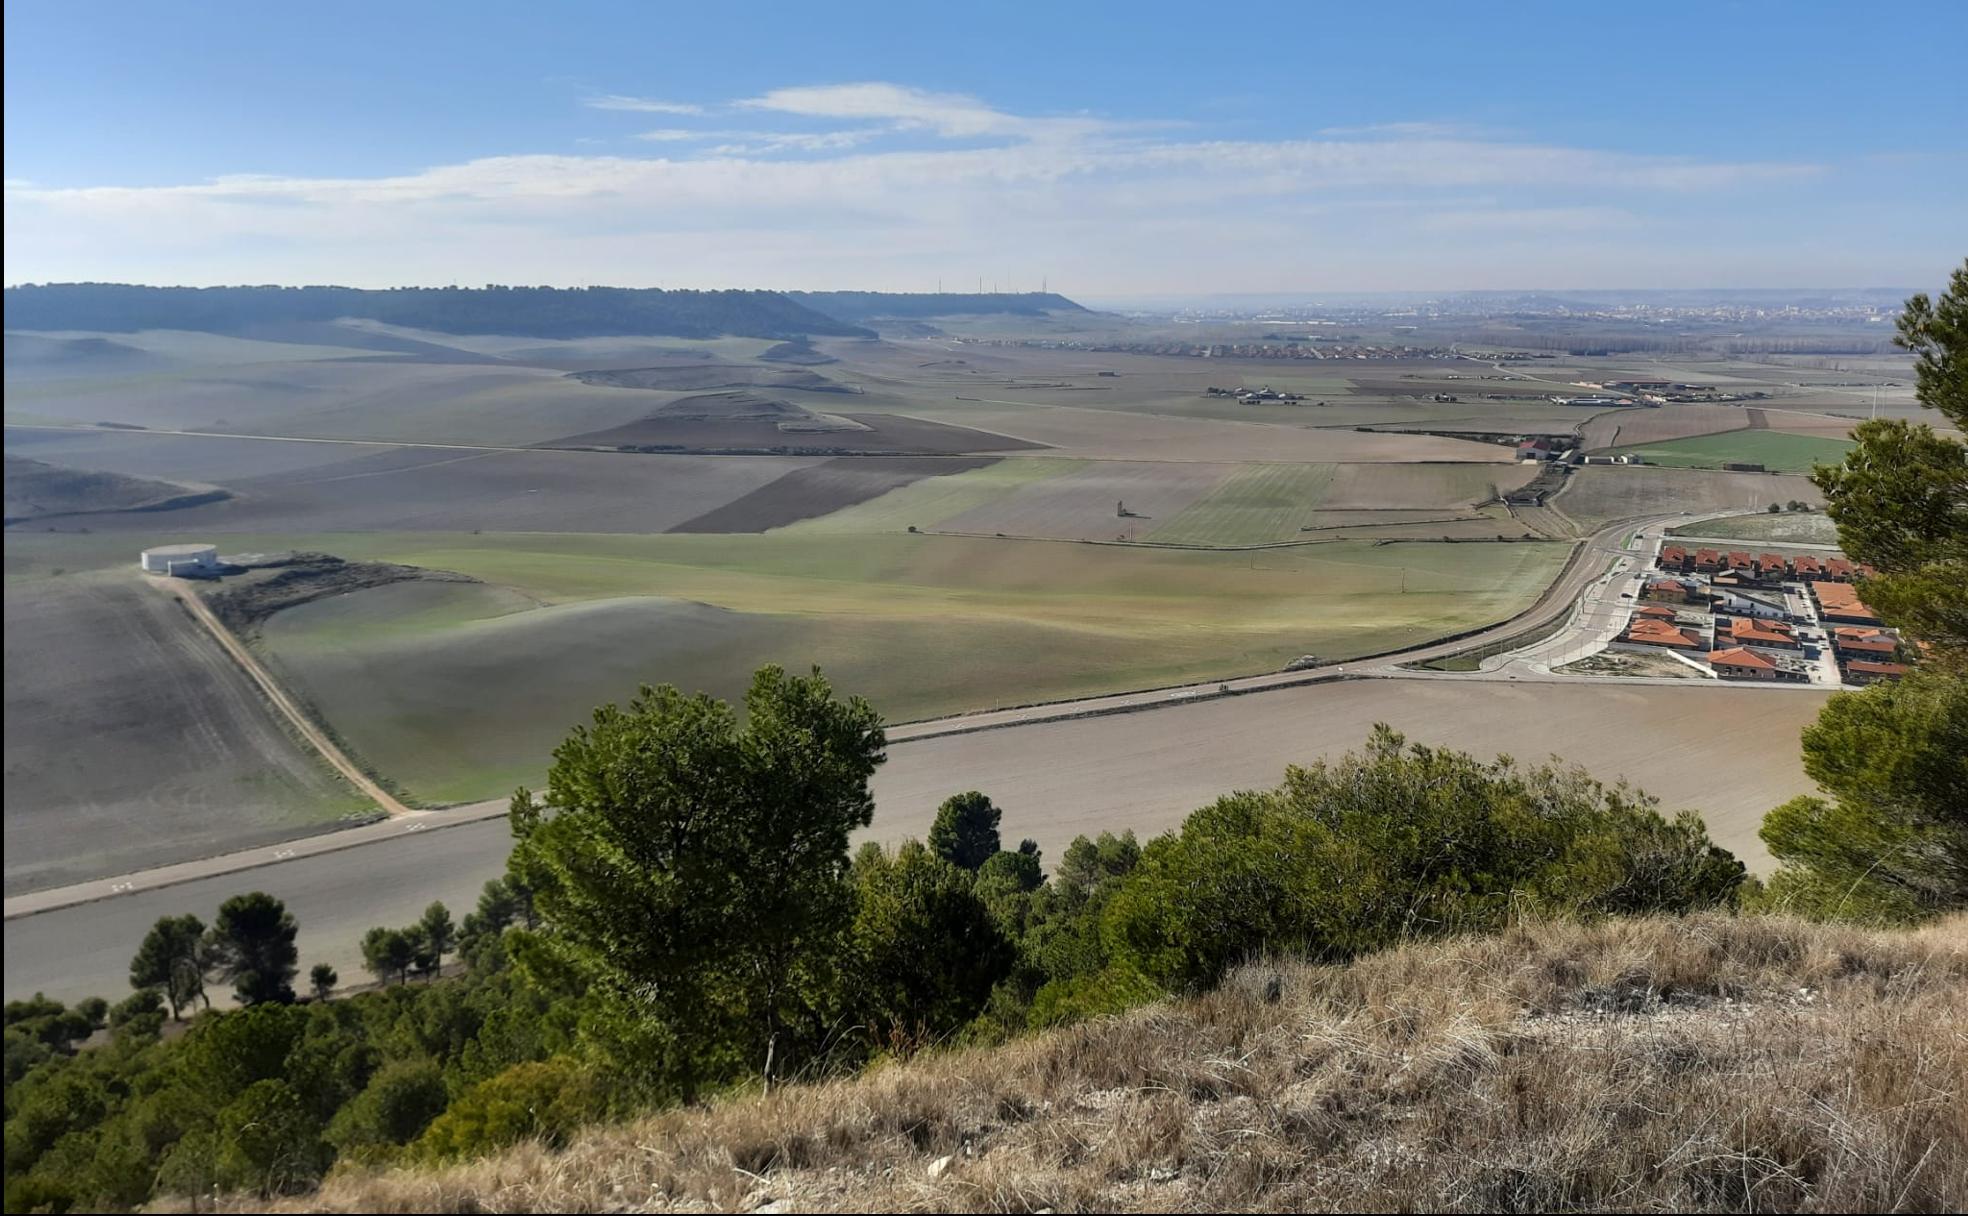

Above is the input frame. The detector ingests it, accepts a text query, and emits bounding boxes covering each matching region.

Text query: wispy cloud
[634,128,882,153]
[584,94,704,115]
[7,81,1889,292]
[737,82,1117,142]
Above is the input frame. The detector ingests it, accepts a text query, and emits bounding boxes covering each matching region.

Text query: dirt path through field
[146,576,410,816]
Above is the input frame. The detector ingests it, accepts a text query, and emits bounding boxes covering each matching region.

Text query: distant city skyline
[6,0,1964,293]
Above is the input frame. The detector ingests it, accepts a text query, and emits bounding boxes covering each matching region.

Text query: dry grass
[246,914,1967,1214]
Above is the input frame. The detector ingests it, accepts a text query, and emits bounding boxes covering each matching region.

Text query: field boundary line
[146,575,412,817]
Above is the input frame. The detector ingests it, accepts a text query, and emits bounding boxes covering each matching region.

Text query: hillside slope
[279,913,1966,1213]
[2,454,228,524]
[789,291,1089,323]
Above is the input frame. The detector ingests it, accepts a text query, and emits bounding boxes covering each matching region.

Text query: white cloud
[9,81,1929,293]
[635,128,882,153]
[584,94,704,115]
[737,82,1116,142]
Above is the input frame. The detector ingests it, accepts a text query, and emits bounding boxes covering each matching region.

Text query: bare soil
[36,448,817,536]
[548,410,1043,456]
[2,573,365,894]
[3,454,229,524]
[569,365,851,393]
[757,341,838,365]
[1556,649,1706,679]
[1580,404,1751,451]
[669,457,999,533]
[1554,465,1823,530]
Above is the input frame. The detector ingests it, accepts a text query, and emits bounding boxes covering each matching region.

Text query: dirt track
[159,578,406,816]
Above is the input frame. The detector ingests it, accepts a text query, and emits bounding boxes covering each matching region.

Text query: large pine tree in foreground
[1756,260,1968,921]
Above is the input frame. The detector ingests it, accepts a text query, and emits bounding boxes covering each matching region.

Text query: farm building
[139,544,220,578]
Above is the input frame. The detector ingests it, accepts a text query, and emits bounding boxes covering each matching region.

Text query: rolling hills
[2,284,878,340]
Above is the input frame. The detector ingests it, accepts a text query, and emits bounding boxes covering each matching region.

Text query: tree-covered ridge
[1,284,875,340]
[788,291,1089,323]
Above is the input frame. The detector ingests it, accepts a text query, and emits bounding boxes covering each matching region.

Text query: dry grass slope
[273,913,1966,1213]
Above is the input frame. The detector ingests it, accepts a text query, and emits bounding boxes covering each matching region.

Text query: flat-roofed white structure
[140,543,220,577]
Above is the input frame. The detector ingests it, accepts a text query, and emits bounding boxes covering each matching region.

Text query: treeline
[788,291,1087,323]
[0,284,874,341]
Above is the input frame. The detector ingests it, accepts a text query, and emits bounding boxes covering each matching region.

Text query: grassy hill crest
[260,913,1965,1213]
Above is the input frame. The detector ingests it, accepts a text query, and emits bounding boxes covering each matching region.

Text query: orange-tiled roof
[1836,636,1898,655]
[1792,554,1823,572]
[1695,548,1722,565]
[1815,582,1880,620]
[1833,625,1891,640]
[1626,619,1701,648]
[1635,604,1677,619]
[1661,545,1688,563]
[1709,646,1774,670]
[1729,618,1795,645]
[1846,660,1908,677]
[1727,550,1754,567]
[1825,557,1854,576]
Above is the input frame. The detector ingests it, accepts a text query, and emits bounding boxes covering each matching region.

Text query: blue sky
[5,0,1963,295]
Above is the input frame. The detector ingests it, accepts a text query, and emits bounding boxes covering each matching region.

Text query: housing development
[1614,541,1909,685]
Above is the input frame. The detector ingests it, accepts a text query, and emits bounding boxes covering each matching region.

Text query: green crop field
[220,529,1570,803]
[1609,431,1854,474]
[1146,463,1338,545]
[780,457,1083,534]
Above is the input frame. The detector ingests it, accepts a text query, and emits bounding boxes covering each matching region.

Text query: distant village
[957,337,1454,360]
